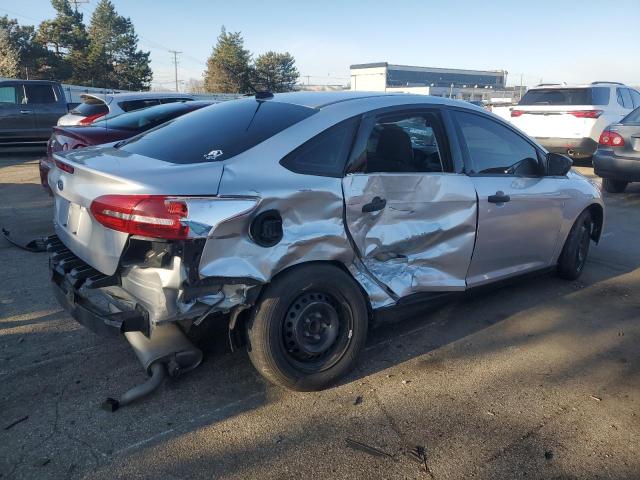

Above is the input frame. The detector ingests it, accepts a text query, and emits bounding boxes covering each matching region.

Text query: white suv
[509,82,640,159]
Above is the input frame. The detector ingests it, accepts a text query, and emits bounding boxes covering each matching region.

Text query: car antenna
[219,61,273,100]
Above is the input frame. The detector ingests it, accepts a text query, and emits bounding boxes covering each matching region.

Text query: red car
[40,100,213,193]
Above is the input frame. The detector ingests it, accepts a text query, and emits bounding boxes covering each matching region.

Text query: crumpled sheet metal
[343,173,478,299]
[197,162,396,309]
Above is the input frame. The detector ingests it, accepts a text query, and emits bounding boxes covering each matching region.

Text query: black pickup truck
[0,79,70,147]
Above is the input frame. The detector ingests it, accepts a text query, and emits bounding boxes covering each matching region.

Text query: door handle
[362,196,387,213]
[488,191,510,204]
[19,110,31,114]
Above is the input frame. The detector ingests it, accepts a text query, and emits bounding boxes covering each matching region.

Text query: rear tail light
[78,113,106,125]
[510,110,524,117]
[90,195,189,240]
[569,110,603,119]
[599,130,625,147]
[54,159,75,174]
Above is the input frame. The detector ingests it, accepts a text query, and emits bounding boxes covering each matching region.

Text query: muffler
[102,323,203,412]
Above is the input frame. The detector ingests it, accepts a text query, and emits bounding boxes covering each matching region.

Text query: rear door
[0,82,37,143]
[24,83,64,138]
[452,109,567,286]
[343,107,477,299]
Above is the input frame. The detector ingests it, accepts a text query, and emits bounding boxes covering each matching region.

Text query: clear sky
[1,0,639,90]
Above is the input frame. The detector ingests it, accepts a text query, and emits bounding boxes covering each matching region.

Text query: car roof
[268,91,464,110]
[528,82,628,90]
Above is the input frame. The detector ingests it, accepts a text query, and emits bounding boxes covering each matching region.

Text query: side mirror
[546,152,572,176]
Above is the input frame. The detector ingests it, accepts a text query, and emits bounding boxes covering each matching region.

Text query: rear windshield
[119,98,317,164]
[92,102,196,131]
[519,87,609,106]
[71,98,109,116]
[622,107,640,124]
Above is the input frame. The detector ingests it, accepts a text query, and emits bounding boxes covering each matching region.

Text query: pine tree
[86,0,151,90]
[0,28,19,78]
[0,15,54,79]
[203,27,252,93]
[253,51,299,92]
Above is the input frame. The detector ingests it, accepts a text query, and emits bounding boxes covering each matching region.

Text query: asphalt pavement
[1,153,638,479]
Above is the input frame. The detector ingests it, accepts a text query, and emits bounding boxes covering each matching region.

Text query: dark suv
[0,80,69,147]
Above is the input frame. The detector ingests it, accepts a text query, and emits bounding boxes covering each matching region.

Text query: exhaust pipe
[102,323,202,412]
[567,149,576,157]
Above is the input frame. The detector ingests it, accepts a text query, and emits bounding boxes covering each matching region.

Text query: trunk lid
[49,146,224,275]
[510,105,598,139]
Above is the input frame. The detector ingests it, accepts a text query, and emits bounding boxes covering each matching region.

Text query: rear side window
[630,90,640,108]
[25,84,57,104]
[455,111,541,176]
[0,86,19,104]
[120,98,317,164]
[617,88,633,109]
[622,107,640,124]
[280,118,359,177]
[119,99,161,112]
[71,99,109,116]
[519,88,598,106]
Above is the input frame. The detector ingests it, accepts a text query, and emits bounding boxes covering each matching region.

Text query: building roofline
[350,62,505,77]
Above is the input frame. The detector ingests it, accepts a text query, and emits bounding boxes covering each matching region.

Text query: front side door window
[343,108,477,298]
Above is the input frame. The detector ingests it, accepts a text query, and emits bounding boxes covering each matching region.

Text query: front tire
[557,210,593,280]
[246,264,369,391]
[602,178,627,193]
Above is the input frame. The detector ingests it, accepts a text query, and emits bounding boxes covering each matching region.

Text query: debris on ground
[544,450,554,460]
[353,396,363,405]
[345,438,394,459]
[1,228,47,253]
[4,415,29,430]
[589,395,602,402]
[408,445,434,477]
[402,380,411,385]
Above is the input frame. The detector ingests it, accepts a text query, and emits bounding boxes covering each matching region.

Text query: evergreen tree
[0,28,19,78]
[0,15,54,79]
[253,51,299,92]
[86,0,151,89]
[203,27,252,93]
[36,0,89,81]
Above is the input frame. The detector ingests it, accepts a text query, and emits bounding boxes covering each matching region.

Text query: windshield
[519,87,609,106]
[91,101,196,131]
[119,98,317,164]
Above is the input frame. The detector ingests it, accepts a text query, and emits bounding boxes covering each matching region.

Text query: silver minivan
[46,92,604,408]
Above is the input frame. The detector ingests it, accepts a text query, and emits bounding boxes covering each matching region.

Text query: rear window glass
[71,99,109,116]
[118,99,161,112]
[119,98,317,164]
[622,107,640,124]
[160,97,193,104]
[92,102,195,131]
[519,88,608,106]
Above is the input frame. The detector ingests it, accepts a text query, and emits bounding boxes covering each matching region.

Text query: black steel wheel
[246,264,368,391]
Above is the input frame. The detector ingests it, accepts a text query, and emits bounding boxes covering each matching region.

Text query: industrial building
[350,62,517,103]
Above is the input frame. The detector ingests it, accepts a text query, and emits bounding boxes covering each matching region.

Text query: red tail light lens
[78,113,106,125]
[54,159,75,174]
[569,110,603,119]
[90,195,189,240]
[598,130,625,147]
[510,110,524,117]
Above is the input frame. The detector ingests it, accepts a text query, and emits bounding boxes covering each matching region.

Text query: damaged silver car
[46,92,604,408]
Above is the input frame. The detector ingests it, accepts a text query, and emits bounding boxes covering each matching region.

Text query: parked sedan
[45,92,604,408]
[39,101,212,192]
[594,107,640,193]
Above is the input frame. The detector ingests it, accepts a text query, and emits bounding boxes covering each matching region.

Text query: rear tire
[557,210,593,280]
[602,178,627,193]
[246,264,369,391]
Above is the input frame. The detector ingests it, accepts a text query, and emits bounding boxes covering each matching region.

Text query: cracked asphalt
[1,153,639,479]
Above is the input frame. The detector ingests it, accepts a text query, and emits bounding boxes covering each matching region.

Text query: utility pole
[169,50,182,92]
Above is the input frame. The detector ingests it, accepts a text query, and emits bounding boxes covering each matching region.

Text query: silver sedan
[46,92,604,407]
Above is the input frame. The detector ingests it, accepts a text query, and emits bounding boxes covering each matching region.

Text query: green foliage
[204,28,299,94]
[0,28,19,78]
[203,27,253,94]
[253,51,299,93]
[0,0,151,89]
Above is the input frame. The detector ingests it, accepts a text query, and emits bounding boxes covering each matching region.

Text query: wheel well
[231,260,374,344]
[588,203,604,243]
